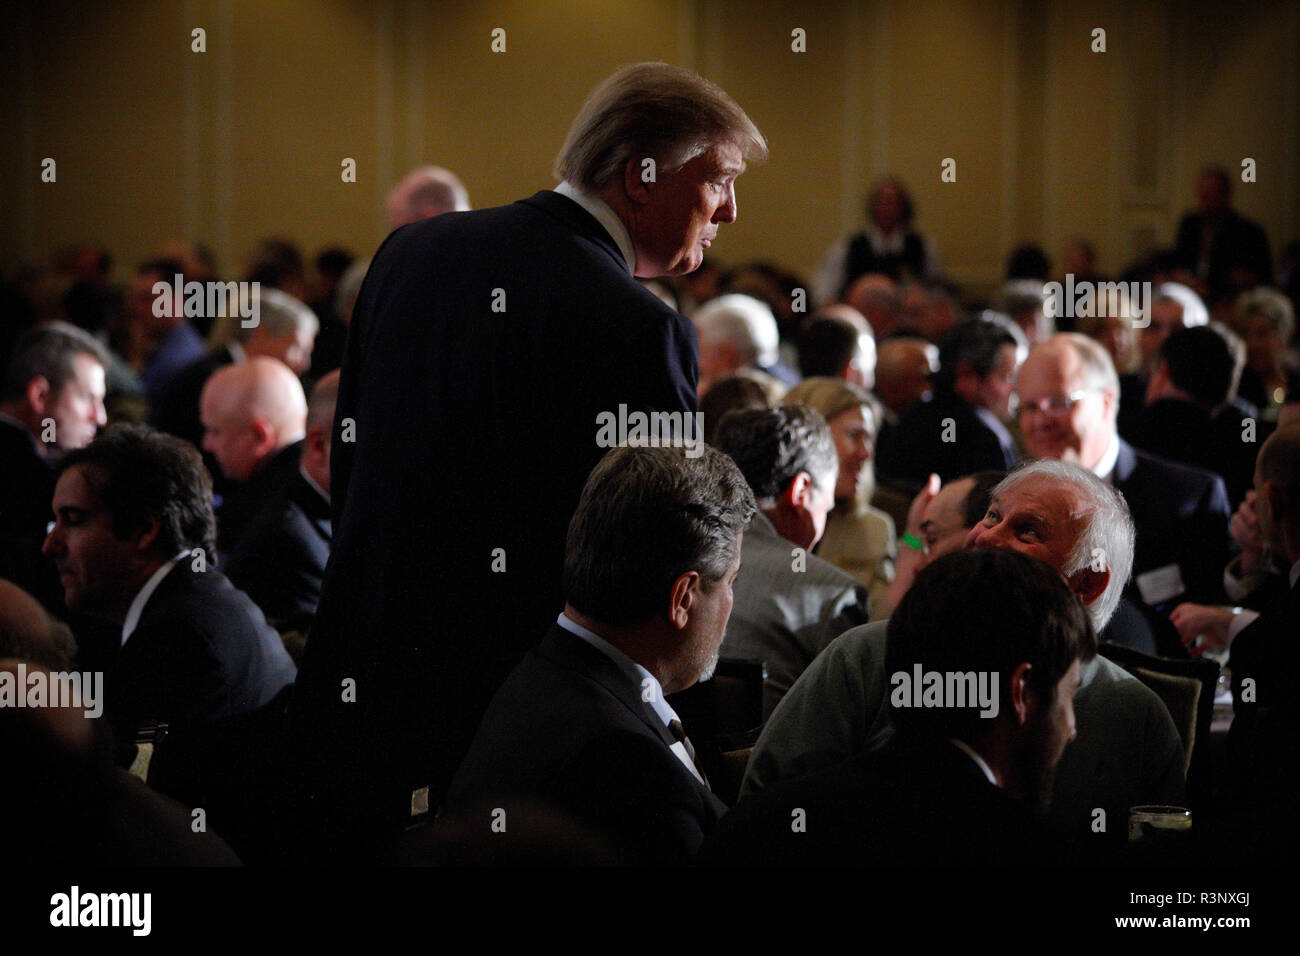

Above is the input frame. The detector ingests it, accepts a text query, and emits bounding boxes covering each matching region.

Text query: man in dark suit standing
[1017,334,1233,652]
[285,63,767,858]
[445,445,754,863]
[42,424,296,857]
[1174,166,1273,306]
[699,548,1091,866]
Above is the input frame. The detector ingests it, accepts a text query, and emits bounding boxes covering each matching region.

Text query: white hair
[1156,282,1209,328]
[693,294,780,368]
[234,287,318,341]
[992,459,1135,631]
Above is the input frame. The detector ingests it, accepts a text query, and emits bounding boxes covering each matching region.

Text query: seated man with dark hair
[700,547,1092,865]
[41,423,296,857]
[875,316,1022,489]
[445,445,756,864]
[713,405,870,717]
[1134,324,1257,508]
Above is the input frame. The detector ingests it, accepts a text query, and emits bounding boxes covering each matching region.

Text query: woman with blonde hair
[782,377,896,618]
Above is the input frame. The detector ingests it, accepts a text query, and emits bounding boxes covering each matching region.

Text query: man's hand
[1230,490,1264,576]
[905,473,941,539]
[1170,602,1235,656]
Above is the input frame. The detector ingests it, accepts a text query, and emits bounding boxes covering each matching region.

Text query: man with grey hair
[1140,281,1209,377]
[287,62,767,859]
[446,444,755,863]
[386,166,471,229]
[1017,333,1233,629]
[712,406,870,717]
[740,458,1185,854]
[153,287,319,450]
[694,293,784,397]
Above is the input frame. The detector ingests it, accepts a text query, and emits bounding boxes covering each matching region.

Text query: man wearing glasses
[1015,333,1233,639]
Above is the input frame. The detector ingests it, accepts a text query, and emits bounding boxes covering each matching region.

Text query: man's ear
[782,472,814,510]
[249,420,276,456]
[1066,564,1109,609]
[134,515,162,555]
[667,569,699,630]
[25,376,52,414]
[1008,661,1035,727]
[623,156,653,206]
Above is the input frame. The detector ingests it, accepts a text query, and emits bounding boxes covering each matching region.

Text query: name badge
[1135,563,1186,605]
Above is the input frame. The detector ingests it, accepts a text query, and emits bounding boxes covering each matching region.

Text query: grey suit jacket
[741,620,1187,847]
[721,511,870,719]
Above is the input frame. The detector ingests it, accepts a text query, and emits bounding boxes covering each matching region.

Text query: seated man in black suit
[875,315,1023,490]
[1016,333,1233,646]
[445,444,756,864]
[41,424,297,856]
[1225,424,1300,821]
[225,370,337,638]
[153,286,319,450]
[700,547,1091,865]
[1135,324,1257,508]
[0,323,110,618]
[199,356,306,557]
[712,405,869,717]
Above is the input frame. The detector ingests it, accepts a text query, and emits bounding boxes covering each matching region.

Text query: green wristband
[901,532,925,552]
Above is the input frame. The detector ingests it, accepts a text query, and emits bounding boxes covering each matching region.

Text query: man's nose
[94,399,107,426]
[42,524,61,557]
[965,522,997,549]
[716,184,737,223]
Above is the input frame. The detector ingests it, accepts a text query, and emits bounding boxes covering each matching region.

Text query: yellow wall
[2,0,1297,301]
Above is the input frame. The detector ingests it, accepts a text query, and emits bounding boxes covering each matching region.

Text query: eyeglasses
[1017,389,1092,418]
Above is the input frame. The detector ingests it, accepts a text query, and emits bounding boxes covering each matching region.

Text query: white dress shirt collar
[553,181,636,274]
[121,552,188,646]
[556,612,681,729]
[299,467,329,506]
[1092,433,1121,482]
[949,738,999,787]
[1290,559,1300,590]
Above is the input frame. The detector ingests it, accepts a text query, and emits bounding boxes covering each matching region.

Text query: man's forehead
[925,479,974,524]
[52,465,101,507]
[993,480,1083,517]
[1021,346,1084,390]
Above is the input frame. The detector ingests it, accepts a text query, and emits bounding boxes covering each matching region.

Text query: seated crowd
[3,72,1300,867]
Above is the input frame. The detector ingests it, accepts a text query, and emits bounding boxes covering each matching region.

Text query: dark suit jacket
[698,736,1057,866]
[215,439,303,559]
[1113,439,1233,613]
[285,190,698,855]
[0,416,51,542]
[110,561,296,736]
[1130,397,1257,510]
[875,387,1017,490]
[446,624,725,864]
[1227,575,1300,811]
[111,561,297,857]
[224,471,331,633]
[151,345,237,449]
[1174,209,1273,303]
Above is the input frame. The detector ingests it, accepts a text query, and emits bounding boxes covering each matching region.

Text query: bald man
[200,356,307,556]
[874,337,936,419]
[225,370,338,635]
[387,165,471,229]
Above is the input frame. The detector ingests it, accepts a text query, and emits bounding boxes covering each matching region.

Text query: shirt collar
[1092,432,1121,482]
[121,552,189,646]
[226,340,246,363]
[556,612,677,728]
[949,738,999,787]
[974,406,1015,451]
[868,226,906,256]
[1290,560,1300,590]
[554,181,636,274]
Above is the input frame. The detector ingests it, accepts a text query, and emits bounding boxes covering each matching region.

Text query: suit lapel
[535,625,679,752]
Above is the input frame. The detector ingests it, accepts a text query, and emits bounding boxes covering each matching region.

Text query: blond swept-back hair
[554,62,767,190]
